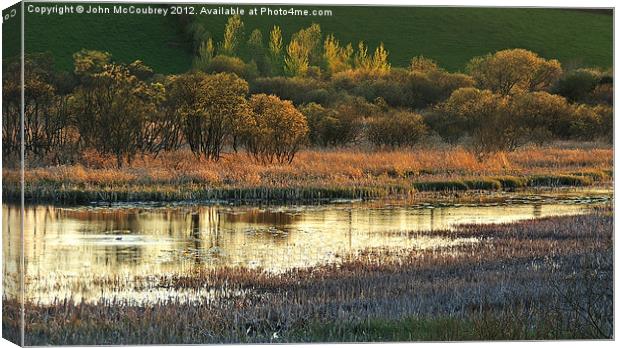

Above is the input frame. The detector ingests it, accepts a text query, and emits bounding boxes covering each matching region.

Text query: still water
[2,192,610,304]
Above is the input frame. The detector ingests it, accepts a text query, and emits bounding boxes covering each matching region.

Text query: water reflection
[2,198,605,304]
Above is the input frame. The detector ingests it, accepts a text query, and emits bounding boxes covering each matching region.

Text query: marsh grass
[3,146,613,203]
[3,209,612,344]
[528,174,593,187]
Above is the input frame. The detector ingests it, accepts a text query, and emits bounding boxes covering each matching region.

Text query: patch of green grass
[16,6,612,72]
[413,178,501,192]
[5,183,408,204]
[413,180,469,191]
[493,175,528,189]
[2,4,21,60]
[19,4,193,73]
[412,173,598,193]
[528,174,593,187]
[569,169,608,181]
[463,178,502,190]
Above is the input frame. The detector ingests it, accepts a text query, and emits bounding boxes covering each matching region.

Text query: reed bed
[3,209,612,344]
[3,145,613,203]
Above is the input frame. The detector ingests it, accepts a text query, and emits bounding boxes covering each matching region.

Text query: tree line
[2,16,613,167]
[3,51,310,167]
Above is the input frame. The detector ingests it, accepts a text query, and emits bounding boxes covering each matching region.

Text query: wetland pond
[2,189,611,305]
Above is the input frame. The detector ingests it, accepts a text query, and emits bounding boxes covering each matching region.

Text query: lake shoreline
[3,147,612,204]
[1,175,612,205]
[2,185,613,210]
[3,209,612,344]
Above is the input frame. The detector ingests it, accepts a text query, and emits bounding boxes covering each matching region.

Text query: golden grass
[2,144,612,203]
[9,146,612,185]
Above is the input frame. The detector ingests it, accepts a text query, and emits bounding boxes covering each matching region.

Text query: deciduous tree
[323,34,353,75]
[71,57,162,167]
[220,15,244,56]
[467,48,562,96]
[243,94,309,164]
[167,72,251,160]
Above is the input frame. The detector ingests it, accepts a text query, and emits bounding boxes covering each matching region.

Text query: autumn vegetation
[1,13,613,345]
[2,15,613,202]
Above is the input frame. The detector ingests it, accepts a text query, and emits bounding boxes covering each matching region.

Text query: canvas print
[1,1,614,345]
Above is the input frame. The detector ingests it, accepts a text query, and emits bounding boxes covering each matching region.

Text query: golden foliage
[243,94,309,164]
[467,48,562,95]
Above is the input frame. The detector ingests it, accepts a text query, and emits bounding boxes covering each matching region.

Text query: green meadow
[13,5,613,73]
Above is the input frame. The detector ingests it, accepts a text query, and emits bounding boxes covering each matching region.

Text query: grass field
[13,6,612,72]
[14,4,193,72]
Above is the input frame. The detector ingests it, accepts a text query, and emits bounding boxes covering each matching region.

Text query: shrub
[555,69,599,102]
[204,55,258,80]
[331,69,409,107]
[509,91,574,142]
[569,104,612,143]
[71,59,163,167]
[331,67,473,109]
[409,55,440,73]
[299,103,361,147]
[367,111,427,148]
[591,83,613,105]
[435,87,514,159]
[251,76,329,105]
[467,48,562,95]
[167,72,251,161]
[243,94,309,164]
[423,110,466,145]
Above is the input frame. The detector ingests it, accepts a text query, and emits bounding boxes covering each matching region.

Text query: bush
[467,48,562,95]
[434,87,514,159]
[204,55,258,80]
[569,104,612,143]
[555,69,600,102]
[167,72,251,161]
[591,83,613,105]
[407,70,474,109]
[71,59,163,167]
[243,94,309,164]
[251,76,329,105]
[367,111,427,148]
[299,103,361,147]
[509,91,574,142]
[331,68,473,109]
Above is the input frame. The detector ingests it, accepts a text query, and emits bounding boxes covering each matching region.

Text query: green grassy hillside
[2,3,22,61]
[13,5,613,73]
[19,5,193,73]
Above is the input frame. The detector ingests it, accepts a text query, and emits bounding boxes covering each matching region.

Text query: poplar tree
[323,34,353,75]
[220,15,244,56]
[268,25,283,74]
